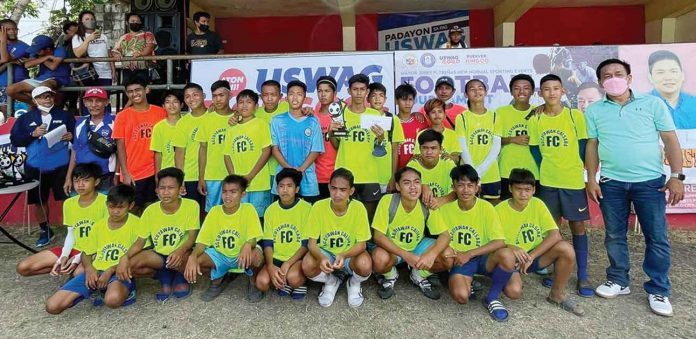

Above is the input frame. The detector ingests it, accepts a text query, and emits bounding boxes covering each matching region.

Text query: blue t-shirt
[651,90,696,130]
[74,114,116,175]
[585,91,675,183]
[270,112,324,196]
[0,40,30,86]
[35,46,71,86]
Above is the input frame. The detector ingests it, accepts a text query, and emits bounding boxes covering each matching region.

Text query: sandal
[547,296,585,316]
[577,279,595,298]
[172,272,191,299]
[155,269,175,301]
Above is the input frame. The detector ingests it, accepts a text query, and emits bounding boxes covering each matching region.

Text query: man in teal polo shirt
[585,58,684,317]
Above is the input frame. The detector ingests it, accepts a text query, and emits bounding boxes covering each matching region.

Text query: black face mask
[199,24,209,32]
[129,23,143,32]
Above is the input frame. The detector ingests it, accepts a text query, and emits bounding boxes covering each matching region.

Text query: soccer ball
[328,102,342,117]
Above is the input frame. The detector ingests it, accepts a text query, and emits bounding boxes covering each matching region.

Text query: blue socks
[573,234,589,281]
[486,266,513,303]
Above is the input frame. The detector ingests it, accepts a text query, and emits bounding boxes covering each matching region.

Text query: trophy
[328,99,348,137]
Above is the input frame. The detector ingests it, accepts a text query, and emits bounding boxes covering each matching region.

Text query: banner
[190,52,396,112]
[0,118,27,182]
[378,11,469,51]
[394,44,696,212]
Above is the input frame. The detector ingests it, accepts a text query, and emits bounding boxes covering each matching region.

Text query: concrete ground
[1,227,695,338]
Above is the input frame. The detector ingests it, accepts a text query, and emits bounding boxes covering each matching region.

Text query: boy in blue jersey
[270,80,324,203]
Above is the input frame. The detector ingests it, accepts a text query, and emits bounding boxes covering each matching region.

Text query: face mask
[84,21,96,29]
[199,24,209,32]
[603,77,629,96]
[37,104,53,113]
[129,23,143,32]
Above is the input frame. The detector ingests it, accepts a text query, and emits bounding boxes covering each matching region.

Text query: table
[0,181,39,253]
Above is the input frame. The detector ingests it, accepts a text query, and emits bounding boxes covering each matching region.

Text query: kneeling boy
[302,168,372,308]
[371,166,450,300]
[257,168,312,299]
[497,168,583,316]
[44,185,145,314]
[184,175,264,302]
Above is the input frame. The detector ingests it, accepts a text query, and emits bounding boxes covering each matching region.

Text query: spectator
[187,11,223,55]
[55,21,78,50]
[7,35,70,106]
[64,87,117,196]
[586,58,684,317]
[72,10,116,88]
[439,26,467,49]
[576,82,604,113]
[10,86,75,247]
[0,19,30,117]
[647,50,696,129]
[112,12,156,85]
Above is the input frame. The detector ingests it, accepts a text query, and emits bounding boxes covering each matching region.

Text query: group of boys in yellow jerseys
[16,72,591,322]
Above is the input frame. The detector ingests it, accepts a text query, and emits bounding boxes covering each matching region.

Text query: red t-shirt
[314,111,337,184]
[112,105,166,180]
[398,115,430,169]
[419,103,467,129]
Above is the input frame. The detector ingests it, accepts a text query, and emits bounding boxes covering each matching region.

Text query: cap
[26,35,54,56]
[316,75,337,91]
[83,87,108,100]
[435,76,455,90]
[449,26,463,34]
[31,86,55,98]
[9,41,29,59]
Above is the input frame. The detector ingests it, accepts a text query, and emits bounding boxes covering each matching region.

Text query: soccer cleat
[377,276,397,300]
[485,299,509,322]
[595,281,631,299]
[246,276,264,303]
[291,286,307,300]
[346,278,364,308]
[410,269,441,300]
[35,229,55,248]
[277,285,292,297]
[648,294,673,317]
[317,274,341,307]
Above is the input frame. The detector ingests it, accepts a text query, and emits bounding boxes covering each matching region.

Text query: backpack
[388,193,429,225]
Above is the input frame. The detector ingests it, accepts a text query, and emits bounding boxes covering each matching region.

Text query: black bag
[83,119,116,158]
[71,63,98,83]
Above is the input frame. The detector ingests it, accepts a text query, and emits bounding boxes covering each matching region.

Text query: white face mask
[37,104,53,113]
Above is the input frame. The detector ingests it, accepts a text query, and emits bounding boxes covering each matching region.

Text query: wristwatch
[670,173,685,181]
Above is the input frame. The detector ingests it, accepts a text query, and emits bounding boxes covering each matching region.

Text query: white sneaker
[318,274,341,307]
[346,278,364,308]
[595,281,631,299]
[648,294,673,317]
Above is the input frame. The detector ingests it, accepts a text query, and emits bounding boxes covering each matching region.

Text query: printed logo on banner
[219,68,248,97]
[420,53,436,68]
[403,54,418,67]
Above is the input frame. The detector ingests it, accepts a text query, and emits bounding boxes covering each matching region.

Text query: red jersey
[314,110,337,184]
[398,114,430,169]
[419,103,467,129]
[112,105,166,180]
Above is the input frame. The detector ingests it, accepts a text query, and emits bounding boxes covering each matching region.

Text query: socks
[311,271,329,283]
[350,273,370,284]
[486,266,514,304]
[573,234,589,281]
[39,221,49,233]
[384,267,397,280]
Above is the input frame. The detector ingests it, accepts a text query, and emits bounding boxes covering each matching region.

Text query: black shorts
[500,178,540,201]
[479,181,501,200]
[134,176,157,209]
[353,183,382,202]
[318,183,330,199]
[24,166,69,205]
[538,185,590,222]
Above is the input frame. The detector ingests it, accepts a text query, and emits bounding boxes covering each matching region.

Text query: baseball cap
[435,76,455,90]
[26,35,54,56]
[31,86,55,98]
[9,41,29,59]
[449,26,463,34]
[84,87,108,100]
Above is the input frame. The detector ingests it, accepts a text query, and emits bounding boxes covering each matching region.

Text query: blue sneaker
[92,291,105,307]
[122,288,137,307]
[35,229,55,248]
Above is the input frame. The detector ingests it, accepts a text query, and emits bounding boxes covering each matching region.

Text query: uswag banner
[378,10,469,51]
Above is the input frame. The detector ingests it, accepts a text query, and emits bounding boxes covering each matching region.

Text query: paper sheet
[44,124,67,148]
[360,115,392,131]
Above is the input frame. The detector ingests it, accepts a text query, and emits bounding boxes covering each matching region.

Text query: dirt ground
[1,227,695,338]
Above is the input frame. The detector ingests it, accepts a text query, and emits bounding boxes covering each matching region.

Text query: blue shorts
[538,185,590,222]
[320,248,354,275]
[205,180,223,212]
[61,271,135,302]
[526,256,550,273]
[450,255,490,277]
[368,238,436,266]
[242,190,271,217]
[480,182,501,200]
[205,247,257,280]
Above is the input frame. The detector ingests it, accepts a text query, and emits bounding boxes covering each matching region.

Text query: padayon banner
[378,10,470,51]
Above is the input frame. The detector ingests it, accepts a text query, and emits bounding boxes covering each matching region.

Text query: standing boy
[173,83,208,210]
[151,91,183,172]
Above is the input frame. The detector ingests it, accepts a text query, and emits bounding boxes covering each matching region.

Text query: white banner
[378,11,470,51]
[190,52,396,112]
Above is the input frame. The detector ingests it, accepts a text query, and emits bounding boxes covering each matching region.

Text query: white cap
[31,86,55,98]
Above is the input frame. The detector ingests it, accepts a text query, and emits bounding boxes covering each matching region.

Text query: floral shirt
[113,31,157,70]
